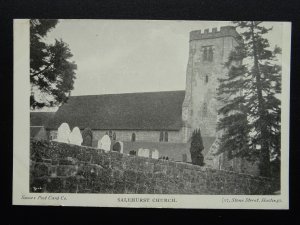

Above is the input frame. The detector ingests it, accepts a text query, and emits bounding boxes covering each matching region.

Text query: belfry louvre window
[208,47,213,61]
[203,46,213,62]
[203,47,208,61]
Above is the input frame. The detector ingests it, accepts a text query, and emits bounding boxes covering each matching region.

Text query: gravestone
[138,148,149,158]
[112,141,123,153]
[57,123,71,143]
[137,148,144,157]
[112,142,121,152]
[137,148,146,157]
[143,149,150,158]
[112,141,124,153]
[97,135,111,152]
[82,127,93,147]
[129,150,136,156]
[151,149,159,159]
[68,127,83,146]
[119,141,124,153]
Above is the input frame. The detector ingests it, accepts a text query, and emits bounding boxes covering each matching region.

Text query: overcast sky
[45,20,283,96]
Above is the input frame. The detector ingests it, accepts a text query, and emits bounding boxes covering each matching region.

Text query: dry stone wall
[30,139,279,194]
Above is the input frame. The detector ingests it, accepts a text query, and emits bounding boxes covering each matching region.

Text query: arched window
[208,46,213,61]
[108,130,112,139]
[203,103,207,116]
[205,75,209,83]
[203,47,208,61]
[159,131,164,142]
[164,132,168,142]
[131,133,136,142]
[112,132,116,141]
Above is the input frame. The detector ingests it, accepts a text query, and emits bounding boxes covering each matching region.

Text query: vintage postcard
[13,19,290,209]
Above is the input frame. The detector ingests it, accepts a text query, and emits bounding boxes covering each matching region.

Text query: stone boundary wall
[30,139,280,194]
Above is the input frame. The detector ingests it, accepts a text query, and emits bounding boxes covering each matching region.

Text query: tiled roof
[47,90,186,131]
[30,112,55,126]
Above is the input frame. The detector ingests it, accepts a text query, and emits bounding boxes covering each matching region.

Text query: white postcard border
[13,19,290,209]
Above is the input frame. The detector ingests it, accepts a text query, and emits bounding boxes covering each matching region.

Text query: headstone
[151,149,159,159]
[97,135,111,152]
[68,127,83,146]
[137,148,149,157]
[112,141,123,153]
[143,149,150,158]
[118,141,123,153]
[137,148,144,157]
[82,127,93,147]
[112,142,121,152]
[57,123,71,143]
[129,150,136,156]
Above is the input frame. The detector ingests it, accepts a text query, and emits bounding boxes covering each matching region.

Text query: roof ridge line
[71,90,185,97]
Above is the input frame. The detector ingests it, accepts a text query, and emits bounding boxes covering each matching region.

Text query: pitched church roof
[46,90,186,131]
[30,112,56,126]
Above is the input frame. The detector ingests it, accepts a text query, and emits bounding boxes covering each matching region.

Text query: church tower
[182,26,240,143]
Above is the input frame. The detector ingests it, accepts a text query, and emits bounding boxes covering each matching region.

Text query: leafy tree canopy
[30,19,77,109]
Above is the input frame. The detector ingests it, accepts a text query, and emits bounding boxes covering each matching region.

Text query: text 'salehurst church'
[30,26,259,175]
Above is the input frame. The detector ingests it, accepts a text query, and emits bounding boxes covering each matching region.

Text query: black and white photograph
[13,19,290,208]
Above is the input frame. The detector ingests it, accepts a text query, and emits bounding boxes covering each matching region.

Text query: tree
[217,21,281,177]
[30,19,77,109]
[190,129,204,166]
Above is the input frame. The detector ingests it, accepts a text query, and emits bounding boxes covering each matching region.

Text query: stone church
[35,26,258,173]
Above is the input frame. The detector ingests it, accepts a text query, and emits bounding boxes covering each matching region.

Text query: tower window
[112,132,116,141]
[208,46,213,61]
[203,103,208,116]
[164,132,168,142]
[205,75,209,83]
[203,47,208,61]
[131,133,136,142]
[203,46,214,62]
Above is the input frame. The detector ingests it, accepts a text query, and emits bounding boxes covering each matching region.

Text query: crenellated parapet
[190,26,240,41]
